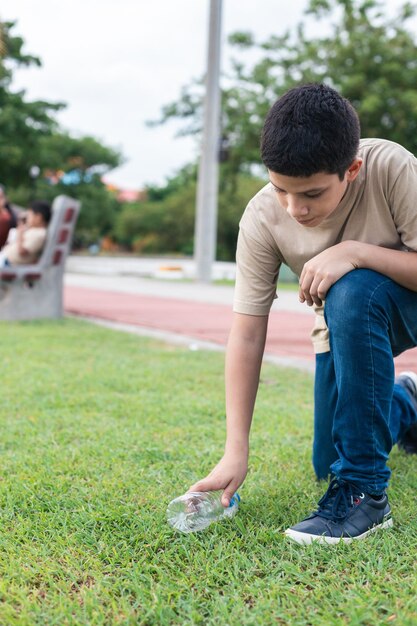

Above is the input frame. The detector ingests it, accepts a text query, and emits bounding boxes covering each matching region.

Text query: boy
[0,200,51,267]
[189,83,417,545]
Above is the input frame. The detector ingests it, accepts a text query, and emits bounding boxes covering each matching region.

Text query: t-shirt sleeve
[233,205,282,316]
[389,152,417,251]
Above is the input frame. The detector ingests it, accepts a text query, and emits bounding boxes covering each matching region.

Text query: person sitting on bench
[0,200,51,267]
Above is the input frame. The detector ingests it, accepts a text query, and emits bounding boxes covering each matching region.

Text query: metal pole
[194,0,223,283]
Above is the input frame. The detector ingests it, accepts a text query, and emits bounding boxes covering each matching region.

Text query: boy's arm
[298,240,417,307]
[355,243,417,290]
[189,312,268,506]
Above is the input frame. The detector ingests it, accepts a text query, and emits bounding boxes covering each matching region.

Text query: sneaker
[396,371,417,454]
[285,479,393,545]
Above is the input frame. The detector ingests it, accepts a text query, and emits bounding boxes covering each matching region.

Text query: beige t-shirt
[233,138,417,353]
[3,227,47,265]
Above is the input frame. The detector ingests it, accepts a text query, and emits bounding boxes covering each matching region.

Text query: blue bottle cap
[228,492,241,507]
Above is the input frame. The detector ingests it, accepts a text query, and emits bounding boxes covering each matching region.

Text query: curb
[70,315,315,374]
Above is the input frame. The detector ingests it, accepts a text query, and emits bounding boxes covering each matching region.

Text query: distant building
[103,180,147,203]
[117,188,147,203]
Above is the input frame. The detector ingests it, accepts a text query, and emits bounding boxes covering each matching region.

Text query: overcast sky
[1,0,410,190]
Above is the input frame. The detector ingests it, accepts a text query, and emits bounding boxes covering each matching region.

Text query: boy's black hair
[261,83,360,180]
[30,200,52,225]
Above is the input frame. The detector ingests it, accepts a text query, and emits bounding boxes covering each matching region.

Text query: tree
[115,171,197,255]
[153,0,417,180]
[115,167,264,260]
[0,20,124,243]
[37,133,121,174]
[16,132,123,245]
[0,20,63,187]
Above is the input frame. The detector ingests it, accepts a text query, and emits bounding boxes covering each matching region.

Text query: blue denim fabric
[313,269,417,494]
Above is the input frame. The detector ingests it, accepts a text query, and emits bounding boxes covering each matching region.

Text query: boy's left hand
[299,241,360,307]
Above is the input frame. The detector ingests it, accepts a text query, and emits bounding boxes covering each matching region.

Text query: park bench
[0,195,80,320]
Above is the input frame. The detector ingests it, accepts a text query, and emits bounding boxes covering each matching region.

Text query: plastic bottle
[166,490,241,534]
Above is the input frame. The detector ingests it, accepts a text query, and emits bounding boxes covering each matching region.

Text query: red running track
[64,285,417,374]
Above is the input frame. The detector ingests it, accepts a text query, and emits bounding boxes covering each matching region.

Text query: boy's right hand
[188,453,248,507]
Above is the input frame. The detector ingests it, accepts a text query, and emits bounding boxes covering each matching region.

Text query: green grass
[0,319,416,625]
[214,279,298,290]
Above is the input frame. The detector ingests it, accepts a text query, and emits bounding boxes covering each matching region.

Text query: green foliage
[116,169,265,259]
[37,132,122,173]
[115,179,197,255]
[34,133,124,244]
[8,132,123,245]
[0,318,416,624]
[146,163,198,202]
[0,21,63,187]
[295,0,417,148]
[153,0,417,179]
[0,20,123,241]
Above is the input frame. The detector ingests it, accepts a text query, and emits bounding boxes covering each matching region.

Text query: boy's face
[269,159,362,228]
[26,209,45,228]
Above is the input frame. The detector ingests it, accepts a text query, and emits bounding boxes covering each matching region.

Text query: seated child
[0,200,51,267]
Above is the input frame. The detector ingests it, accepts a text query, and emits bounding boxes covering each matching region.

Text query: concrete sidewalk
[64,256,417,374]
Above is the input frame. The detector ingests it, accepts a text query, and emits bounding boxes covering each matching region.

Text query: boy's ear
[346,158,363,182]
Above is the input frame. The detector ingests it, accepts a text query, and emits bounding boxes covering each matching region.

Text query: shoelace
[314,479,363,522]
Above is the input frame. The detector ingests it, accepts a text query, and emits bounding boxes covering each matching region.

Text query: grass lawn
[1,319,416,625]
[214,280,299,291]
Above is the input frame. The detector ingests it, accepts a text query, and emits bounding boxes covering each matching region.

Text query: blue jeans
[313,269,417,494]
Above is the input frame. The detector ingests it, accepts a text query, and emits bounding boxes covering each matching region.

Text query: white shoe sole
[398,371,417,394]
[284,517,393,545]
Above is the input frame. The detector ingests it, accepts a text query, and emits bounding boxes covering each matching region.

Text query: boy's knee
[324,269,389,328]
[324,270,362,329]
